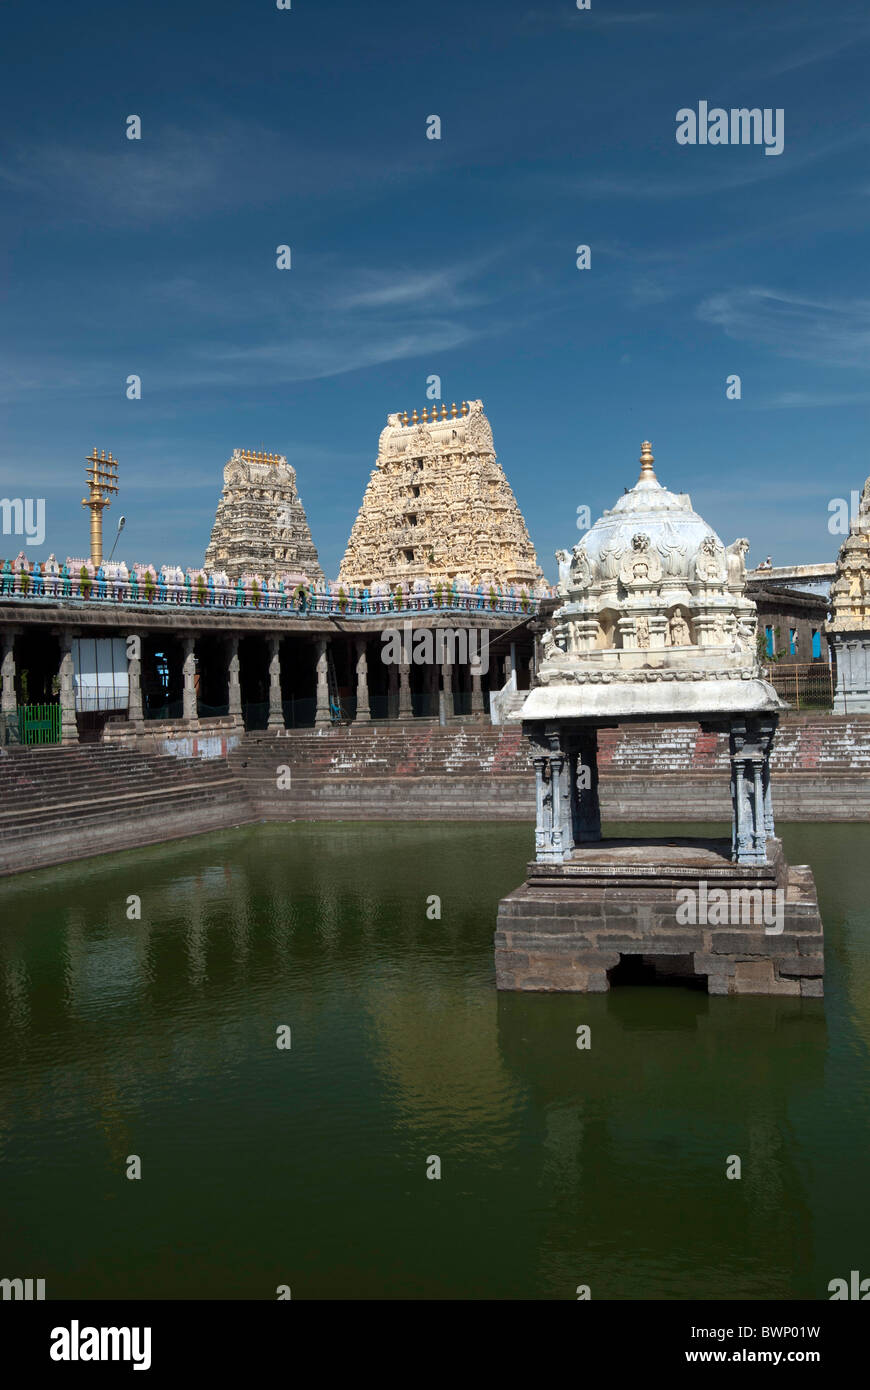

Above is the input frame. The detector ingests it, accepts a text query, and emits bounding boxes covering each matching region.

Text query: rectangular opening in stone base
[608,953,707,991]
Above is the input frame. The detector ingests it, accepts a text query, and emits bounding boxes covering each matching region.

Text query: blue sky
[1,0,869,581]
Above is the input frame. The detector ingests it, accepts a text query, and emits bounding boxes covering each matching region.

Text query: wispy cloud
[697,287,870,369]
[520,7,665,30]
[0,119,421,227]
[761,389,870,410]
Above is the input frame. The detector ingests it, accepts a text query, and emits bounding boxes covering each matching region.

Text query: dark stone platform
[495,836,824,996]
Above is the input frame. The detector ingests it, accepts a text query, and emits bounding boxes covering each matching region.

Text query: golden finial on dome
[639,440,657,481]
[412,409,418,424]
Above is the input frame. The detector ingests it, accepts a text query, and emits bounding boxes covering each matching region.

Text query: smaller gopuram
[827,472,870,713]
[495,442,824,996]
[204,448,323,583]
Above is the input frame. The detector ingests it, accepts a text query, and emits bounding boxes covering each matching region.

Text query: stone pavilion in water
[495,442,824,996]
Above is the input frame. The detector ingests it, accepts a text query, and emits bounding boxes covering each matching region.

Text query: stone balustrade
[0,556,546,619]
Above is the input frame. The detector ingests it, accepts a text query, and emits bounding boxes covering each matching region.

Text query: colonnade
[0,625,517,742]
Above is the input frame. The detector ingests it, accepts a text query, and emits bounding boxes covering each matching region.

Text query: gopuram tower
[495,440,824,997]
[338,399,543,590]
[827,472,870,713]
[204,448,323,582]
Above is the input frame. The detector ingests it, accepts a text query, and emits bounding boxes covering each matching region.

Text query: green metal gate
[17,703,62,745]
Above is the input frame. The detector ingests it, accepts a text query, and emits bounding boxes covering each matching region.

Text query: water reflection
[0,821,866,1300]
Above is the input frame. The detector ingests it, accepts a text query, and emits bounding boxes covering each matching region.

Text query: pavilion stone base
[495,837,823,996]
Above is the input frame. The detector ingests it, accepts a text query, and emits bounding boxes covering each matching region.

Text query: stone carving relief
[725,538,750,587]
[694,534,727,584]
[619,533,663,587]
[668,607,692,646]
[555,549,573,594]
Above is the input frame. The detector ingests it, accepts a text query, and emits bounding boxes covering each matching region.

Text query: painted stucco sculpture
[339,400,543,591]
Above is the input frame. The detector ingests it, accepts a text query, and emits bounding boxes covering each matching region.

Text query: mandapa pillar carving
[440,658,454,722]
[181,635,199,726]
[227,635,243,730]
[354,639,371,723]
[729,716,778,865]
[470,665,484,716]
[267,636,284,729]
[1,629,18,716]
[398,661,413,719]
[58,630,79,745]
[314,638,331,726]
[127,632,144,729]
[531,725,571,863]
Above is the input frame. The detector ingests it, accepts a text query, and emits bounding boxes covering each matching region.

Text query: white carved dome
[572,443,725,587]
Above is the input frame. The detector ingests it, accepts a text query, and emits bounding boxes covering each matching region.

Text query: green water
[0,821,868,1301]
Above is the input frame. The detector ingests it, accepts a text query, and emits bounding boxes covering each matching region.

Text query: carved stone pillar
[470,665,484,716]
[1,629,17,716]
[440,659,453,722]
[227,635,243,731]
[58,630,79,745]
[729,717,778,864]
[127,632,144,729]
[181,635,199,726]
[354,639,371,723]
[398,662,413,719]
[314,638,331,726]
[531,725,569,863]
[388,663,399,721]
[267,635,284,729]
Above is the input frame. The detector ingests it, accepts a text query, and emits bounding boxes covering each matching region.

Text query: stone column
[439,658,453,722]
[127,632,144,729]
[354,639,371,723]
[227,635,243,731]
[751,758,766,861]
[387,663,399,721]
[267,635,284,730]
[314,638,331,727]
[398,662,413,720]
[58,630,79,745]
[729,717,777,865]
[762,754,775,840]
[1,629,17,716]
[532,726,568,863]
[181,635,199,727]
[470,665,484,716]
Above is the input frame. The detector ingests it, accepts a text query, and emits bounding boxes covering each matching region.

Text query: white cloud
[697,288,870,369]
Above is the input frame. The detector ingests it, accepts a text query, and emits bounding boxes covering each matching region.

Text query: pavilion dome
[564,442,728,591]
[538,440,765,690]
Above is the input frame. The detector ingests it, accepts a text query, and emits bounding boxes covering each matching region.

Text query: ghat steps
[0,714,867,876]
[0,743,250,875]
